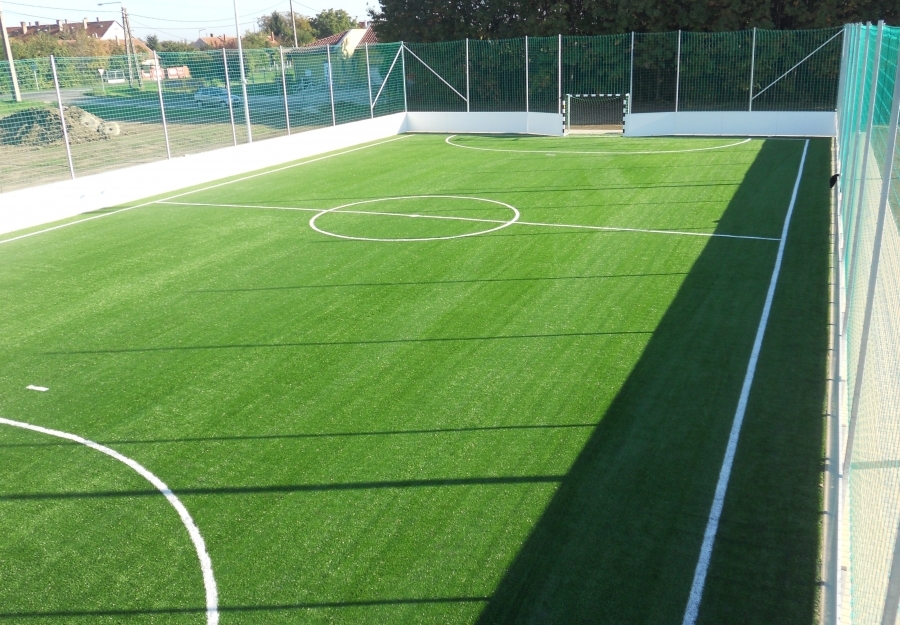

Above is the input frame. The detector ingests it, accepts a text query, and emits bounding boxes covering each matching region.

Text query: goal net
[565,94,628,134]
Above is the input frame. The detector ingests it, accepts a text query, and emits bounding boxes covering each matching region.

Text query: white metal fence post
[326,44,336,125]
[222,48,237,147]
[0,7,22,102]
[154,51,171,159]
[629,31,635,114]
[749,27,756,111]
[280,46,291,135]
[675,30,682,112]
[400,42,408,113]
[844,21,884,330]
[233,0,253,143]
[50,55,75,180]
[465,38,470,112]
[525,35,529,113]
[365,42,374,118]
[558,34,562,115]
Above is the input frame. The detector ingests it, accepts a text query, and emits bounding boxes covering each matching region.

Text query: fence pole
[280,46,291,135]
[365,42,374,118]
[222,48,237,146]
[749,27,756,111]
[326,44,336,125]
[629,32,634,114]
[154,51,171,159]
[400,42,408,113]
[465,38,470,112]
[50,55,75,180]
[0,7,21,102]
[525,35,529,114]
[558,34,562,115]
[233,0,253,142]
[844,21,883,332]
[675,30,681,112]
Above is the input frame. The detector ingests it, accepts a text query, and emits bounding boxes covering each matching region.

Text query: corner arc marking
[0,417,219,625]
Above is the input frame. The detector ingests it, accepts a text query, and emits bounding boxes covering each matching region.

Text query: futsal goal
[563,94,629,134]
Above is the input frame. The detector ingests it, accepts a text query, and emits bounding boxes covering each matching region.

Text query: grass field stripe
[160,201,779,242]
[445,135,752,155]
[0,135,411,247]
[0,416,219,625]
[681,139,809,625]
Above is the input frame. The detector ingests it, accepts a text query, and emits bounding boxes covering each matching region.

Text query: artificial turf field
[0,133,830,624]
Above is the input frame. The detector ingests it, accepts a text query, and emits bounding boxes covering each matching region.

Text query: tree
[156,40,195,52]
[258,11,317,46]
[241,31,276,49]
[146,34,159,51]
[370,0,900,41]
[311,8,356,38]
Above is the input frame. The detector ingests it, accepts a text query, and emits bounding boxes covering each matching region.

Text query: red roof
[6,19,120,39]
[304,27,377,48]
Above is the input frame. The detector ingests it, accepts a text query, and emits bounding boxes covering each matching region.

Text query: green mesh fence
[1,28,844,193]
[680,30,753,111]
[834,21,900,625]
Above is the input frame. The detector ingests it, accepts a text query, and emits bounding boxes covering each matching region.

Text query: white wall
[624,111,836,137]
[405,112,563,136]
[0,113,407,237]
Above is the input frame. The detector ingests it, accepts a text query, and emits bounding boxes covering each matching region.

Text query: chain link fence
[1,29,840,193]
[834,20,900,625]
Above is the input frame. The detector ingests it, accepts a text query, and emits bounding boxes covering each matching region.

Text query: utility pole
[0,3,22,102]
[288,0,298,48]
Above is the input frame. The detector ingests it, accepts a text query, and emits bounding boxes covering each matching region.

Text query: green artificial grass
[0,133,830,623]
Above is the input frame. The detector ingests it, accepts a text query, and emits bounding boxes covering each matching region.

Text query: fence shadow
[474,139,829,624]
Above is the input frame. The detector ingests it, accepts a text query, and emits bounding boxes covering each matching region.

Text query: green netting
[752,27,843,111]
[631,31,679,113]
[834,21,900,625]
[680,30,753,111]
[527,36,560,114]
[405,40,467,112]
[1,28,846,194]
[470,38,527,112]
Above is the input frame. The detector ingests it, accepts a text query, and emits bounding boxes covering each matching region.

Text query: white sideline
[159,200,779,242]
[0,416,219,625]
[0,135,411,247]
[681,139,809,625]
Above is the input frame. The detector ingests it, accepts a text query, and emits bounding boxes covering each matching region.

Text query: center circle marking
[309,195,521,242]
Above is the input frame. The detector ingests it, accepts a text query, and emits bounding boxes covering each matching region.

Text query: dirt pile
[0,106,120,147]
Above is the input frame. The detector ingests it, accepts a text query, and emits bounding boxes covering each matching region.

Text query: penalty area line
[0,416,219,625]
[0,135,411,247]
[681,139,809,625]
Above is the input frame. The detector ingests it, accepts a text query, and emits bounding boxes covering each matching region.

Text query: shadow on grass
[474,139,829,624]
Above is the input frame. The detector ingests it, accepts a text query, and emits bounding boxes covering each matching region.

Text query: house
[6,18,127,42]
[192,34,238,50]
[304,26,376,55]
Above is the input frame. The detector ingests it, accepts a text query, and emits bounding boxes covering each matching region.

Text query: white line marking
[681,139,809,625]
[160,200,778,242]
[0,135,412,247]
[0,416,219,625]
[445,134,753,155]
[309,196,521,242]
[25,385,49,392]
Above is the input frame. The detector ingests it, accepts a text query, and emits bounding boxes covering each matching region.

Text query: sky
[0,0,377,41]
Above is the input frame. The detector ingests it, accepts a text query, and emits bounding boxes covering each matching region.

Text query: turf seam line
[0,135,412,247]
[445,135,753,155]
[0,416,219,625]
[159,201,779,242]
[681,139,809,625]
